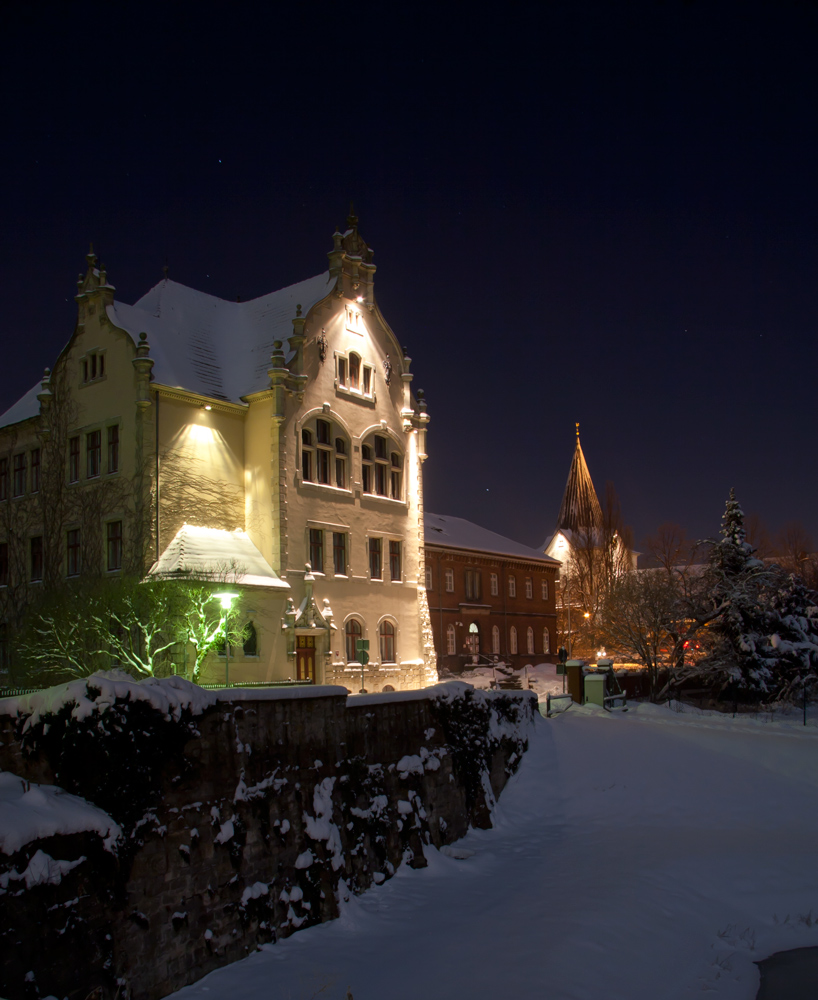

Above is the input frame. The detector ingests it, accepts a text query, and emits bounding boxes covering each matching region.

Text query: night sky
[2,2,816,552]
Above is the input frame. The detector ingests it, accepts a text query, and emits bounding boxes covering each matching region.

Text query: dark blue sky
[1,1,816,550]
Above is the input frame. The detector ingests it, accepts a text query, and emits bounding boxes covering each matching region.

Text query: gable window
[509,626,518,655]
[107,521,123,572]
[369,537,382,580]
[446,623,456,655]
[492,625,500,655]
[81,351,105,383]
[301,418,350,490]
[379,620,396,663]
[465,569,481,601]
[243,622,258,657]
[67,528,81,577]
[309,528,324,573]
[425,566,433,590]
[12,454,25,497]
[525,577,533,599]
[30,536,43,582]
[345,305,363,333]
[526,626,535,655]
[0,542,8,587]
[30,448,40,493]
[543,627,551,654]
[0,459,7,501]
[333,532,347,575]
[389,540,402,582]
[86,430,101,479]
[490,572,498,596]
[107,425,119,474]
[363,367,372,395]
[362,434,402,499]
[68,437,79,483]
[445,568,454,592]
[508,575,516,598]
[349,352,360,390]
[542,579,549,601]
[345,618,363,663]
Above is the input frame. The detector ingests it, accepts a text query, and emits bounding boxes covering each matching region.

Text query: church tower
[543,423,603,566]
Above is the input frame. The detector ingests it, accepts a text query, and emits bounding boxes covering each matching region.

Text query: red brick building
[424,513,560,673]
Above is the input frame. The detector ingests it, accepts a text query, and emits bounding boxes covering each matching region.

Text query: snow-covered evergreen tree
[699,490,818,700]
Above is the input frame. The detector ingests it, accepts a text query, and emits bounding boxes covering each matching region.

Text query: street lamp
[214,591,239,687]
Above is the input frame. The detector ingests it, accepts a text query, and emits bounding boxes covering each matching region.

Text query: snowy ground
[170,701,818,1000]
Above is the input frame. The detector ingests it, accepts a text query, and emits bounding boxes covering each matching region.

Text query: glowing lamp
[215,591,239,610]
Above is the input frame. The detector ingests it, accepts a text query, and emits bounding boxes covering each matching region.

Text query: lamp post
[214,591,239,687]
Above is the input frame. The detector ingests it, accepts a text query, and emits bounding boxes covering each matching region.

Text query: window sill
[297,480,354,498]
[335,384,376,406]
[360,493,407,509]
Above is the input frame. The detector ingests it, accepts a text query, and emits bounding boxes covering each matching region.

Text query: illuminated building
[0,213,436,690]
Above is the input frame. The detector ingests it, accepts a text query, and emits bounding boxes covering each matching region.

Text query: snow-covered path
[171,704,818,1000]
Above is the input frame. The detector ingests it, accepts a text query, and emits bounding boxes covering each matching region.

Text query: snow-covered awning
[147,524,290,590]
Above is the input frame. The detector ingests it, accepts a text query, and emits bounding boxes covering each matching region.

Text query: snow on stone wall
[0,676,536,1000]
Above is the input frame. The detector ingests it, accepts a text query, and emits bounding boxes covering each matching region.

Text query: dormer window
[345,305,363,333]
[301,418,350,490]
[81,351,106,384]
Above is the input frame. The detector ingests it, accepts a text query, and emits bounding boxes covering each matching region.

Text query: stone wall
[0,677,536,1000]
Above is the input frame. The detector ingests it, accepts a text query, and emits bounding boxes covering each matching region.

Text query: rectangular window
[369,537,382,580]
[0,458,7,501]
[66,528,81,577]
[338,357,347,386]
[445,567,454,592]
[316,448,330,484]
[425,566,433,590]
[374,464,387,496]
[490,572,499,596]
[508,575,516,598]
[107,425,119,474]
[68,436,79,483]
[465,569,481,601]
[0,542,8,586]
[333,532,347,575]
[525,577,533,599]
[389,540,401,582]
[12,454,25,497]
[30,448,41,493]
[86,430,101,478]
[363,367,371,395]
[542,579,549,601]
[309,528,324,573]
[30,536,43,582]
[107,521,123,572]
[390,453,402,499]
[316,419,331,445]
[91,354,97,380]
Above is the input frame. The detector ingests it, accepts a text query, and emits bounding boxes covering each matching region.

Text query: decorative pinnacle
[86,243,97,268]
[347,201,358,228]
[296,303,302,318]
[576,422,580,441]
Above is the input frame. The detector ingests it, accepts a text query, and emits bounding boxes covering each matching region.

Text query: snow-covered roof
[425,513,558,564]
[108,272,335,402]
[148,524,290,590]
[0,381,42,430]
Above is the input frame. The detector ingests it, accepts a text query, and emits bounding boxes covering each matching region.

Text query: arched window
[446,623,456,655]
[361,433,402,499]
[543,627,550,654]
[466,622,480,655]
[492,625,500,655]
[349,352,361,390]
[379,620,396,663]
[345,618,363,663]
[526,626,535,655]
[509,626,518,655]
[243,622,258,657]
[301,416,349,489]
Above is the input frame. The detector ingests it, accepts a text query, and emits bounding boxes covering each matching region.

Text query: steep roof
[0,381,42,429]
[148,524,290,590]
[554,426,603,535]
[108,272,335,402]
[425,512,559,564]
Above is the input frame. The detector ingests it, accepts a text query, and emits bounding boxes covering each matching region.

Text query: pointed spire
[86,243,97,269]
[556,425,603,533]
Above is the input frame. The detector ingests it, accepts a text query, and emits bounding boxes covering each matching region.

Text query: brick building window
[446,624,456,655]
[425,566,433,590]
[543,627,551,654]
[464,569,481,601]
[445,568,454,592]
[525,577,533,599]
[12,454,26,497]
[490,572,498,596]
[492,625,500,654]
[542,579,549,601]
[526,626,535,655]
[508,575,516,598]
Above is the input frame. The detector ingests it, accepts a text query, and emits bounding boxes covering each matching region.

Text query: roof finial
[86,243,97,269]
[347,201,358,228]
[576,421,580,441]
